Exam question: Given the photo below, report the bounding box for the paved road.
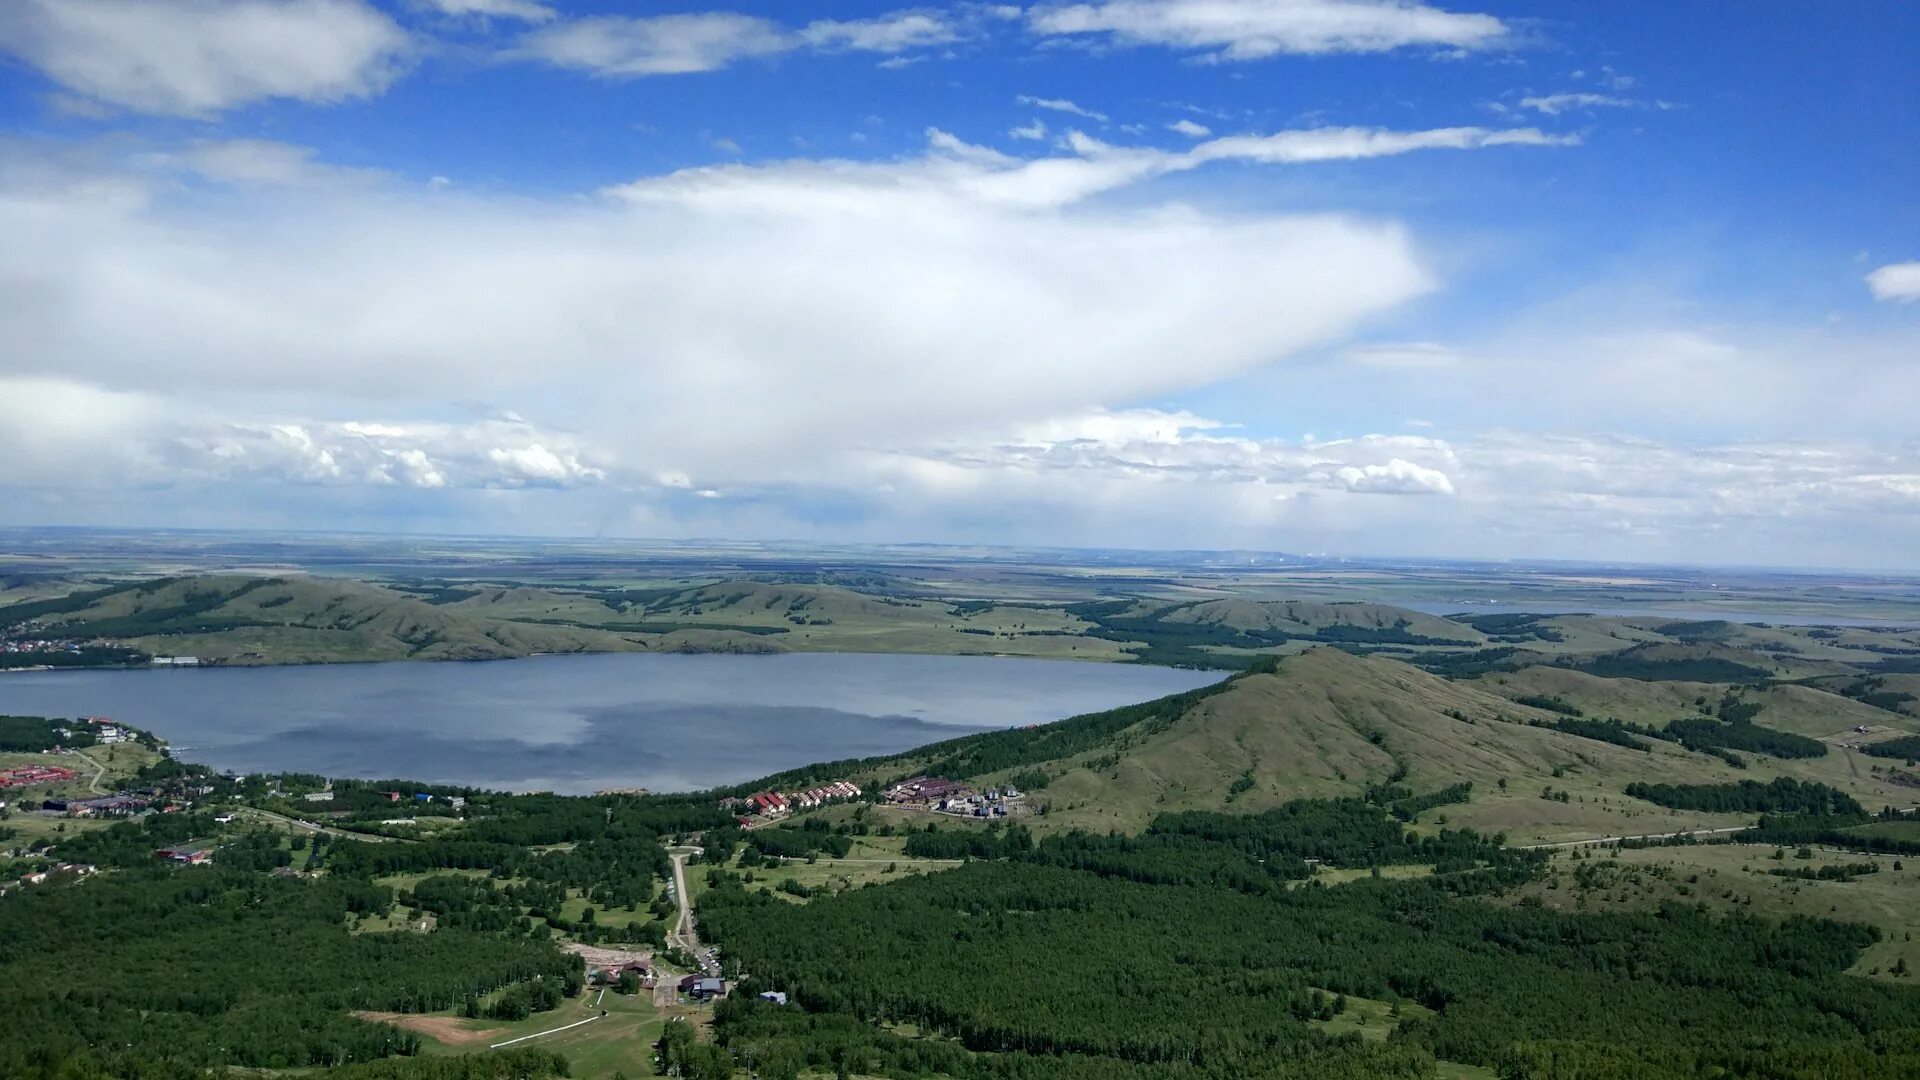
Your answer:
[666,850,720,976]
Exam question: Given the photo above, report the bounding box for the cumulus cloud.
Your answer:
[801,10,956,52]
[513,7,958,77]
[6,126,1547,501]
[1028,0,1510,60]
[1167,119,1212,138]
[0,0,412,116]
[0,378,602,491]
[1867,261,1920,303]
[1336,459,1454,494]
[1016,95,1109,122]
[1009,119,1049,141]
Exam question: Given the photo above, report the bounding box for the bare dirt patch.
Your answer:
[563,943,654,969]
[353,1011,502,1046]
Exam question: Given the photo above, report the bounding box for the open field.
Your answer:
[1513,842,1920,981]
[358,982,686,1078]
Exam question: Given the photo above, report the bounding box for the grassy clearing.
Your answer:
[1512,842,1920,981]
[0,810,113,846]
[364,984,682,1078]
[1304,863,1434,886]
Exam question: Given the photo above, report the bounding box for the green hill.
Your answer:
[821,649,1920,843]
[0,575,784,664]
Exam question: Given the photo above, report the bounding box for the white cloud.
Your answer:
[1342,341,1463,368]
[0,378,601,491]
[486,444,602,486]
[0,0,411,117]
[1336,458,1453,494]
[1518,92,1639,115]
[1,128,1507,506]
[1167,119,1212,138]
[511,13,791,76]
[514,7,958,78]
[149,139,386,188]
[1867,261,1920,303]
[609,124,1565,215]
[422,0,554,22]
[1009,119,1049,141]
[801,10,956,52]
[1016,95,1108,122]
[1028,0,1510,60]
[1188,125,1576,165]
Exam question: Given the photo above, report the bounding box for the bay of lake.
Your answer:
[0,652,1221,794]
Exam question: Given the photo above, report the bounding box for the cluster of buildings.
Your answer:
[588,956,657,990]
[885,776,1023,818]
[1,862,97,896]
[78,718,132,744]
[727,780,862,823]
[1,634,100,658]
[0,764,77,789]
[44,795,155,817]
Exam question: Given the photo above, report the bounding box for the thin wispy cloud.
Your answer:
[1016,95,1108,122]
[512,8,957,78]
[1027,0,1510,60]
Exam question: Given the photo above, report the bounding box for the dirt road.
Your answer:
[68,750,109,794]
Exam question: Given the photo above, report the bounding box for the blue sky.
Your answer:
[1,0,1917,567]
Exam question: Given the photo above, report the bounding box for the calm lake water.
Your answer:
[0,653,1220,794]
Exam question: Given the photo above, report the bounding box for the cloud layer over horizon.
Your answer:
[0,0,1916,568]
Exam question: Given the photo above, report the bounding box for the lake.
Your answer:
[0,653,1221,794]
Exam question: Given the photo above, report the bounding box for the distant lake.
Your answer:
[0,654,1220,794]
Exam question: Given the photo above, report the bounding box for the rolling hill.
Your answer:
[0,575,785,664]
[808,648,1920,843]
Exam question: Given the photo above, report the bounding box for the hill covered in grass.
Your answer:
[780,648,1920,843]
[0,575,783,665]
[8,569,1920,678]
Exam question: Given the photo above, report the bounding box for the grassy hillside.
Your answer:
[803,649,1920,843]
[1159,598,1486,643]
[0,575,708,664]
[8,569,1918,674]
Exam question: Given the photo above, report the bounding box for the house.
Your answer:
[680,976,726,1002]
[214,813,238,824]
[302,791,334,802]
[448,796,466,809]
[154,843,215,864]
[758,991,789,1005]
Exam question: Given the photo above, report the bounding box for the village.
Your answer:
[883,775,1026,819]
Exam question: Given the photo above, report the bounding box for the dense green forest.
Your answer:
[1623,778,1864,814]
[0,867,576,1075]
[1862,735,1920,761]
[700,843,1920,1078]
